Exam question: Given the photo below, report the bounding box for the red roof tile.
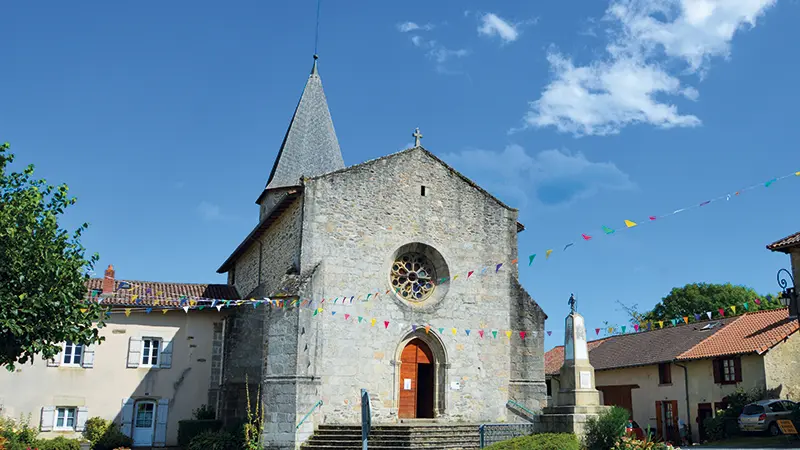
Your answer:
[767,231,800,252]
[678,308,799,360]
[85,278,240,307]
[545,339,608,375]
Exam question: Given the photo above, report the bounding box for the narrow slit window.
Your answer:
[420,186,426,196]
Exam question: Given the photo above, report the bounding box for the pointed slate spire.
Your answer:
[265,55,344,190]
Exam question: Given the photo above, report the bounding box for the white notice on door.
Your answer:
[404,378,412,390]
[580,371,591,389]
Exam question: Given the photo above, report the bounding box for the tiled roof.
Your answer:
[766,231,800,252]
[678,308,799,360]
[544,309,798,374]
[544,317,736,375]
[545,339,607,375]
[85,278,240,307]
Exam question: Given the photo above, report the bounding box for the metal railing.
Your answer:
[296,400,323,430]
[478,400,539,448]
[506,399,537,420]
[478,423,537,448]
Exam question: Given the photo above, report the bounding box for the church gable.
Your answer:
[307,146,516,214]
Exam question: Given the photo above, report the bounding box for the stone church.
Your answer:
[216,56,547,449]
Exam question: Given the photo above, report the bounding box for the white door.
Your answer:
[133,401,156,447]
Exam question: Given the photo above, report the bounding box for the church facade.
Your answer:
[217,57,547,449]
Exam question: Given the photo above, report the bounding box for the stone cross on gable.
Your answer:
[413,128,423,147]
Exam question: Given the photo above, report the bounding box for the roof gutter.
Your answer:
[674,361,692,445]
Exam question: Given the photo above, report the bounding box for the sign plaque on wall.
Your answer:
[579,371,592,389]
[404,379,412,390]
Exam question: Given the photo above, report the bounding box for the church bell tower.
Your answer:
[255,55,345,220]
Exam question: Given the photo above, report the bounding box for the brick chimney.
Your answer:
[102,265,115,294]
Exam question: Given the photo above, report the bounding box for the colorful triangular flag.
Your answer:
[624,220,637,228]
[602,226,615,235]
[528,254,536,265]
[545,249,553,259]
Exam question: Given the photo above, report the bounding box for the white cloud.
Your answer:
[478,13,520,43]
[197,201,222,221]
[405,35,470,73]
[442,145,634,207]
[397,21,434,33]
[524,0,776,136]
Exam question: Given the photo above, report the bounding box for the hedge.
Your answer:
[177,420,222,448]
[484,433,580,450]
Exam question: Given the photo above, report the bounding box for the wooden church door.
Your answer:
[399,339,435,419]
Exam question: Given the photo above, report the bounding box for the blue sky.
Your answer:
[3,1,800,350]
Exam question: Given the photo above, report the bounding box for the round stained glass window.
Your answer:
[390,253,436,302]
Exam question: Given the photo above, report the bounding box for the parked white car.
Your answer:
[738,399,796,435]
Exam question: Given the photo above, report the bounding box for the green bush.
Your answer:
[0,414,39,450]
[92,422,132,450]
[584,406,630,450]
[177,420,222,448]
[192,405,216,420]
[36,437,83,450]
[703,412,726,442]
[83,417,109,445]
[188,431,242,450]
[484,432,580,450]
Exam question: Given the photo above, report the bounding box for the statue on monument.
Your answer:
[568,293,577,313]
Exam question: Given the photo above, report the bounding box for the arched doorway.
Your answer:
[399,338,435,418]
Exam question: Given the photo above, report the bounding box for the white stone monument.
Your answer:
[540,294,609,436]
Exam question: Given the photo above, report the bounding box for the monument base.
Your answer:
[538,405,611,438]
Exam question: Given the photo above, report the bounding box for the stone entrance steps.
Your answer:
[300,424,481,450]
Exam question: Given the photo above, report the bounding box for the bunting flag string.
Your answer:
[98,289,784,343]
[93,169,800,310]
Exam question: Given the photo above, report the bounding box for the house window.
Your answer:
[658,363,672,384]
[62,342,83,366]
[141,338,161,366]
[713,357,741,384]
[546,379,552,396]
[55,407,77,430]
[722,358,737,382]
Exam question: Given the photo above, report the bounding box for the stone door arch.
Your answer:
[394,330,448,419]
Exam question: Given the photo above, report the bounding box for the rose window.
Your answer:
[391,253,436,301]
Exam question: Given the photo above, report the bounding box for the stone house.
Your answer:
[214,56,548,449]
[544,308,800,444]
[0,265,239,447]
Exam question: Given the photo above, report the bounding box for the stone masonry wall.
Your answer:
[764,332,800,400]
[222,198,303,425]
[296,148,546,427]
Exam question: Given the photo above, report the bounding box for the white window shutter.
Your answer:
[160,340,173,369]
[82,344,95,369]
[40,406,56,431]
[75,407,89,431]
[153,398,169,447]
[120,398,135,437]
[127,337,142,368]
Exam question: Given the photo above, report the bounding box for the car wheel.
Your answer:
[769,422,781,436]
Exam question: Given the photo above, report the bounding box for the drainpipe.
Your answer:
[674,362,692,444]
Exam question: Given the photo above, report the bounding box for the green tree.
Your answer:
[644,282,781,322]
[0,141,105,370]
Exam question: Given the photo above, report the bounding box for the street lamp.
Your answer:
[777,268,798,320]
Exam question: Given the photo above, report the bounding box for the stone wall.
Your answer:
[764,331,800,400]
[292,148,547,430]
[232,198,303,299]
[221,197,304,425]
